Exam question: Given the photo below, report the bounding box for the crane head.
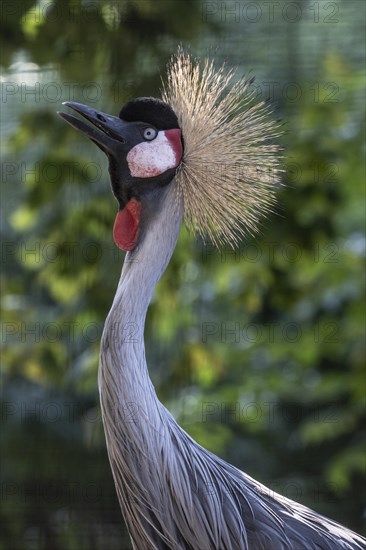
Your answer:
[59,50,282,251]
[58,98,183,251]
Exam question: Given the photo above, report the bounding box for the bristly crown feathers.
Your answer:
[162,49,283,247]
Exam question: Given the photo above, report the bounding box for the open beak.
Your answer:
[58,102,129,153]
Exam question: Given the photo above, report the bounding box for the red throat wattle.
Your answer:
[113,198,141,251]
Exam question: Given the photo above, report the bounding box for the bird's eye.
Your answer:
[143,127,157,141]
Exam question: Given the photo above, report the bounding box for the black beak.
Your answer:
[58,102,130,154]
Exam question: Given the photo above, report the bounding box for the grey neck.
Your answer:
[98,180,184,548]
[99,179,183,436]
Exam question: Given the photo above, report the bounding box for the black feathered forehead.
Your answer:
[119,97,180,131]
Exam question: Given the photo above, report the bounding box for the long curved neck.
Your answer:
[100,180,183,411]
[98,181,184,546]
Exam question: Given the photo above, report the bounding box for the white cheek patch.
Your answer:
[127,131,178,178]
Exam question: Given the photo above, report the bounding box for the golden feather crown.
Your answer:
[162,49,283,247]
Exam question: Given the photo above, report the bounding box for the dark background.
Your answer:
[1,1,365,548]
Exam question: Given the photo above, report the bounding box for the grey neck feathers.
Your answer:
[98,180,186,547]
[100,179,183,421]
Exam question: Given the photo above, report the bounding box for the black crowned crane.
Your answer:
[59,51,366,550]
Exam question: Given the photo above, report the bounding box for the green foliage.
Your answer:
[1,1,365,548]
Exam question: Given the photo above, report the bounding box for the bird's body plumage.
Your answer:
[59,50,366,550]
[99,184,365,550]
